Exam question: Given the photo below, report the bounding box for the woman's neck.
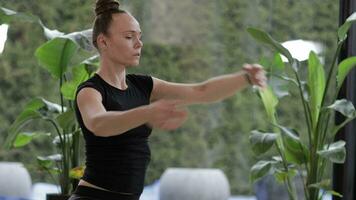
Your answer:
[96,58,128,90]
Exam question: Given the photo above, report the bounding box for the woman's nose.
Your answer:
[135,39,143,48]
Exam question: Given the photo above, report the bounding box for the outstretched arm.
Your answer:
[150,64,266,105]
[76,88,187,137]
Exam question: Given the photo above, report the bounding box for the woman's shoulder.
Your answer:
[76,73,105,96]
[127,73,152,83]
[127,73,153,96]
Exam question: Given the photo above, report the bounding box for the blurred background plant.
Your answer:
[1,6,98,195]
[247,12,356,200]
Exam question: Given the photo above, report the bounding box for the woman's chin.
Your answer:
[130,61,140,66]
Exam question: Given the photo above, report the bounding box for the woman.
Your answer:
[70,0,267,199]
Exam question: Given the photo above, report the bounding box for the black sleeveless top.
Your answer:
[74,73,153,195]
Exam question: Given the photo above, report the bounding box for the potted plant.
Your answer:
[1,7,97,199]
[247,12,356,200]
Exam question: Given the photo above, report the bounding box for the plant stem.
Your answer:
[293,69,313,149]
[275,141,297,200]
[298,166,310,200]
[46,118,68,193]
[60,76,64,113]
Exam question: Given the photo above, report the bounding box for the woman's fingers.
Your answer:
[148,100,189,130]
[243,63,267,88]
[159,109,188,130]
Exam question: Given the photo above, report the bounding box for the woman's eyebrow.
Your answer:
[121,30,142,35]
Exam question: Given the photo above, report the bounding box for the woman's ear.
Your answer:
[97,33,107,50]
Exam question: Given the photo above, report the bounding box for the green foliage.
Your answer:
[249,130,277,155]
[1,5,96,194]
[35,38,78,79]
[259,86,279,122]
[307,52,325,128]
[328,99,356,119]
[247,11,356,200]
[0,7,38,24]
[317,141,346,164]
[247,28,294,65]
[338,12,356,42]
[250,160,273,183]
[278,125,308,165]
[337,57,356,91]
[14,132,50,148]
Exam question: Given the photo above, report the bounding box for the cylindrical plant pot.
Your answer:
[0,162,32,198]
[160,168,230,200]
[46,194,70,200]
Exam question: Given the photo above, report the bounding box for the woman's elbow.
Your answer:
[85,119,110,137]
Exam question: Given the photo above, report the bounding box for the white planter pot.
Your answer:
[0,162,32,198]
[159,168,230,200]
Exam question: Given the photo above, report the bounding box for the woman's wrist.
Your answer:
[242,71,253,85]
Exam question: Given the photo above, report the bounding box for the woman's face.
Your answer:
[102,13,143,67]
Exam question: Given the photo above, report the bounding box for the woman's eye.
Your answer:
[126,36,133,39]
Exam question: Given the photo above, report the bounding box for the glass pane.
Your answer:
[125,0,340,198]
[0,0,341,199]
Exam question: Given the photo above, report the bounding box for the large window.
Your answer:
[1,0,348,198]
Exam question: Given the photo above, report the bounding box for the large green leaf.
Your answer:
[259,86,279,123]
[307,51,325,128]
[82,55,100,75]
[274,168,297,184]
[37,156,54,169]
[56,110,76,131]
[40,154,63,161]
[318,140,346,164]
[52,134,73,147]
[250,160,273,183]
[13,132,50,148]
[308,179,331,190]
[61,64,90,100]
[35,37,78,79]
[0,7,38,24]
[328,99,356,118]
[37,154,62,172]
[249,130,278,155]
[247,28,294,65]
[63,29,94,52]
[325,190,343,198]
[260,54,289,99]
[301,81,310,102]
[260,53,285,74]
[83,55,100,65]
[338,12,356,42]
[38,20,64,40]
[337,56,356,91]
[3,98,64,149]
[278,125,308,164]
[41,98,63,114]
[0,24,8,54]
[3,98,46,149]
[308,179,342,198]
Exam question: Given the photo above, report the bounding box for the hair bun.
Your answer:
[95,0,120,16]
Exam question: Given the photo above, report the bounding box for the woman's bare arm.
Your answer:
[77,87,186,137]
[150,64,266,105]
